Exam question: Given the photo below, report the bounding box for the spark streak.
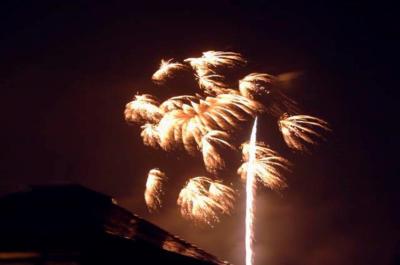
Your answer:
[245,118,258,265]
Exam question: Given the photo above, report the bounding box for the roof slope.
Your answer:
[0,185,230,265]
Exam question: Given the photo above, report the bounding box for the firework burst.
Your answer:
[152,59,185,83]
[278,114,330,151]
[124,49,330,265]
[185,50,245,70]
[239,73,273,99]
[140,123,160,148]
[157,94,264,153]
[238,142,289,190]
[201,130,235,173]
[145,168,167,211]
[159,95,199,113]
[201,51,246,68]
[124,50,329,229]
[196,73,227,94]
[125,94,162,124]
[177,177,235,225]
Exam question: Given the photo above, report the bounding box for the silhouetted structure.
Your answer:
[0,185,230,265]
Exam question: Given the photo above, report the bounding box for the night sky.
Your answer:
[1,1,398,265]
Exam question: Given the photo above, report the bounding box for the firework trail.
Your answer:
[145,168,167,211]
[245,118,258,265]
[238,142,289,189]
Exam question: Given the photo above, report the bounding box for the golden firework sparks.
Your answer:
[124,94,163,124]
[124,50,330,240]
[238,141,289,190]
[157,94,263,153]
[239,73,273,99]
[184,56,207,72]
[140,123,160,148]
[145,168,167,211]
[185,51,245,93]
[185,50,245,70]
[201,51,246,68]
[159,95,199,113]
[196,73,227,94]
[278,114,330,151]
[177,177,235,225]
[152,59,185,83]
[208,181,235,214]
[201,130,235,173]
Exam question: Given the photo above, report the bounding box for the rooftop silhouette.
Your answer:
[0,185,230,265]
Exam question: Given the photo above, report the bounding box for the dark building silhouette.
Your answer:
[0,185,230,265]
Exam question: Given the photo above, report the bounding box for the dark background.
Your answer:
[0,1,398,265]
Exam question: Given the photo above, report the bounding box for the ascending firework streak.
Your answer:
[245,118,258,265]
[124,50,330,226]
